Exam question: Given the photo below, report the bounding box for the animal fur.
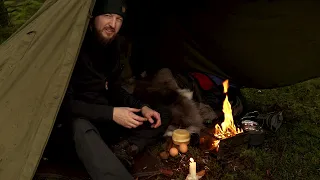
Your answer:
[128,68,207,135]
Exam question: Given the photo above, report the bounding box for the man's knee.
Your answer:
[72,118,99,140]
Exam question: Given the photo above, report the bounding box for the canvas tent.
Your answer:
[126,0,320,88]
[0,0,319,179]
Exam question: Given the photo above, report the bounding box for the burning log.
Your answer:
[200,80,244,151]
[198,79,283,162]
[199,130,249,160]
[215,132,249,160]
[198,79,250,161]
[214,80,243,140]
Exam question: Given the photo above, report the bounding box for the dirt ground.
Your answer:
[131,144,213,180]
[34,123,251,180]
[130,131,249,180]
[34,132,221,180]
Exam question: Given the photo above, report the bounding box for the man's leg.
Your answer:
[72,118,134,180]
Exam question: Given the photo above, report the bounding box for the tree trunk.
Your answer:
[0,0,9,27]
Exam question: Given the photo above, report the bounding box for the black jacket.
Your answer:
[62,32,146,123]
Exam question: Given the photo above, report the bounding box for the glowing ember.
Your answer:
[210,139,220,151]
[211,79,243,151]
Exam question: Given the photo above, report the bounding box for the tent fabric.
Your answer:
[182,0,320,88]
[0,0,94,179]
[127,0,320,88]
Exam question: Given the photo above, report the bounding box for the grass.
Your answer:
[1,0,45,43]
[239,80,320,180]
[1,1,320,180]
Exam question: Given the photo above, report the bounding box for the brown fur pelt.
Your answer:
[127,68,208,135]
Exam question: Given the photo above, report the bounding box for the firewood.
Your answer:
[133,169,173,178]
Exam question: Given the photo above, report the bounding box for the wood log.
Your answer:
[216,132,249,160]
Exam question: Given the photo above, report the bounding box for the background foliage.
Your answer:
[0,0,45,43]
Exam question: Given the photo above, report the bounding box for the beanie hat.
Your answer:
[92,0,127,18]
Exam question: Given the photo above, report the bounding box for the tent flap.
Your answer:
[0,0,94,179]
[128,0,320,88]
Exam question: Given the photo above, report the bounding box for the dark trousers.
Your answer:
[71,107,171,180]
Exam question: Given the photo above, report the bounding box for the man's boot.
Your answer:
[111,140,139,170]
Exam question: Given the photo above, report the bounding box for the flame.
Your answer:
[210,139,220,152]
[210,79,243,150]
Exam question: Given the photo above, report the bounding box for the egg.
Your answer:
[179,143,188,153]
[169,147,179,157]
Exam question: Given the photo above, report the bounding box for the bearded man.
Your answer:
[62,0,172,179]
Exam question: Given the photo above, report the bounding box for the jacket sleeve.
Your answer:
[108,84,149,109]
[63,84,114,122]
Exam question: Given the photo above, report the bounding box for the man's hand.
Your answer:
[141,106,161,128]
[113,107,147,129]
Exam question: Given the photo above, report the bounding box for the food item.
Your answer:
[159,151,169,159]
[169,147,179,157]
[172,129,190,145]
[179,143,188,153]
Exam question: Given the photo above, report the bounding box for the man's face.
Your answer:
[92,13,123,45]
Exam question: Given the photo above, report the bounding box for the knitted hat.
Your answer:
[92,0,127,18]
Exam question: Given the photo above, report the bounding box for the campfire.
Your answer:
[209,80,243,151]
[135,79,282,179]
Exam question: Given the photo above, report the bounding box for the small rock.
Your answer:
[202,159,208,164]
[160,151,169,160]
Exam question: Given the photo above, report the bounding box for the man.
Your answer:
[62,0,171,179]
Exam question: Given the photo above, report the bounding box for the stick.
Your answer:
[133,171,159,177]
[133,169,173,178]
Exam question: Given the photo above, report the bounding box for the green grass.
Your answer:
[1,1,320,180]
[1,0,45,44]
[239,79,320,180]
[5,0,44,26]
